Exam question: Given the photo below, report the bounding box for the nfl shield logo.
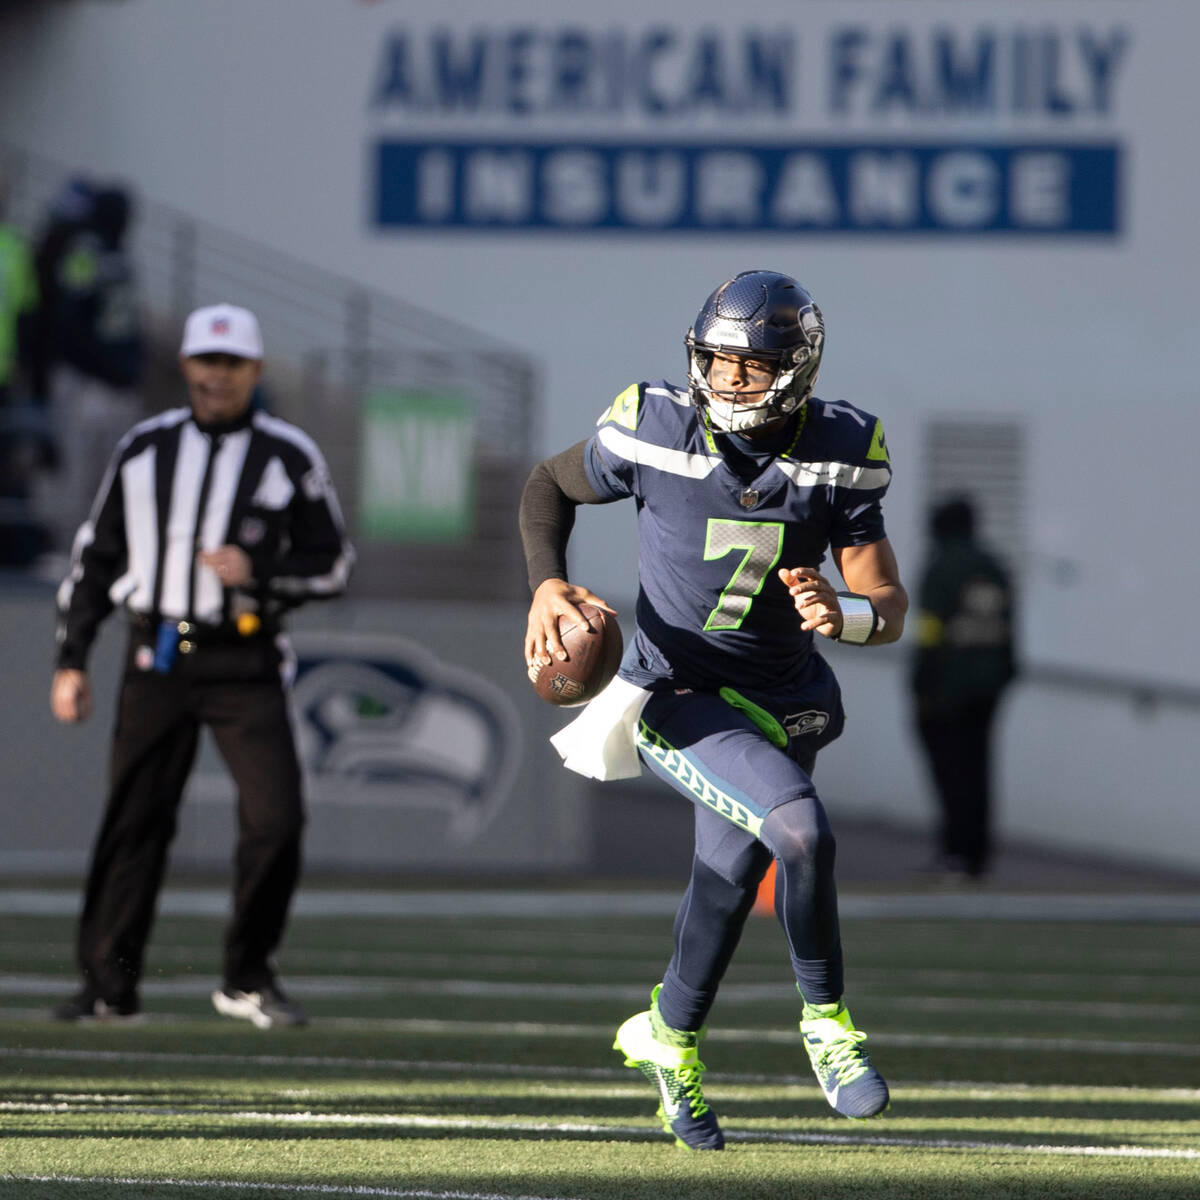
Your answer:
[238,516,267,546]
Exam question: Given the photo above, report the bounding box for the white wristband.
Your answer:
[835,593,879,644]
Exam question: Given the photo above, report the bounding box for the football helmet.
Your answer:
[685,270,824,434]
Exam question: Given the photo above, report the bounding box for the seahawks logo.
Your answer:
[784,709,830,738]
[285,633,521,838]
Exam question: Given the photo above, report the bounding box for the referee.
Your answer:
[50,303,354,1027]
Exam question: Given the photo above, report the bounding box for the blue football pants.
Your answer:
[636,688,845,1030]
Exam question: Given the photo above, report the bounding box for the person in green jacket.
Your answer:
[0,179,39,402]
[0,180,43,565]
[910,497,1016,880]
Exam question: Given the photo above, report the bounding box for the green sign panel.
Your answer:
[359,390,475,540]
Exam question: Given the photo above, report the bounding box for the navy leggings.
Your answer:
[636,688,845,1031]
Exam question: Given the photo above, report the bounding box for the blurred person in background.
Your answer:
[0,171,46,566]
[910,496,1016,881]
[46,183,145,552]
[29,175,95,402]
[50,303,354,1028]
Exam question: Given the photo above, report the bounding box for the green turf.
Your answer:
[1,899,1198,1199]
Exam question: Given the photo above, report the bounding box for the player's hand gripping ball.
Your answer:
[529,603,623,707]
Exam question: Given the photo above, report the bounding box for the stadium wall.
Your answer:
[0,593,590,877]
[0,0,1197,877]
[3,591,1197,877]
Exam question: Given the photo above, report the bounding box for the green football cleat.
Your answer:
[800,1001,890,1118]
[613,985,724,1150]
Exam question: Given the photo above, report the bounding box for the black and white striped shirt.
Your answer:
[56,404,354,670]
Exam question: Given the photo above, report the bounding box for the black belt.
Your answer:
[128,612,271,645]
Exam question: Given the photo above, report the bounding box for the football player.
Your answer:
[520,270,906,1149]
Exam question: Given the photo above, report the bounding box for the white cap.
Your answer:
[180,303,263,360]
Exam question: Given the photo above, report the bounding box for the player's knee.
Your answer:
[760,796,835,870]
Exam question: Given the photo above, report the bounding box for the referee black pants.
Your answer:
[76,639,304,1002]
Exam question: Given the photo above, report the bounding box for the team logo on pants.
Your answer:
[784,709,829,738]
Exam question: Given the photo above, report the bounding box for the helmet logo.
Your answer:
[705,319,750,348]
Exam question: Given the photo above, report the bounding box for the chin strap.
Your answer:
[700,386,799,434]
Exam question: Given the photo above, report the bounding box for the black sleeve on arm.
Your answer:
[55,464,126,670]
[518,440,607,593]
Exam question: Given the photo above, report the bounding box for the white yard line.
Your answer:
[3,888,1200,921]
[3,1112,1196,1162]
[3,979,1197,1049]
[288,1017,1200,1058]
[9,1082,1200,1103]
[3,973,1197,1015]
[0,1045,627,1078]
[6,965,1197,1001]
[4,1030,1200,1084]
[0,1177,580,1200]
[223,1112,1200,1158]
[3,980,1199,1057]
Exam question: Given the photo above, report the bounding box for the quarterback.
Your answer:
[520,270,907,1149]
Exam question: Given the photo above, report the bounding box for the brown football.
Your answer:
[529,603,623,707]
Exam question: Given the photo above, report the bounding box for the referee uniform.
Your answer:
[52,303,354,1025]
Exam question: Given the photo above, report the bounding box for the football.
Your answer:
[529,603,623,707]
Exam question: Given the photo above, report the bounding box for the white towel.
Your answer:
[548,674,652,780]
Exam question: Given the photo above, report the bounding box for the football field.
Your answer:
[1,884,1198,1199]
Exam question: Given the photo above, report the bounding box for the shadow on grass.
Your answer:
[4,1161,1200,1200]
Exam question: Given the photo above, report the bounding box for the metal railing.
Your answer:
[2,142,536,452]
[0,142,538,597]
[863,639,1200,719]
[1021,663,1200,715]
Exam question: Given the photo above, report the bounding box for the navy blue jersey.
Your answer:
[584,380,891,693]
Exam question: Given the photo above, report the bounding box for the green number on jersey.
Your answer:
[702,519,784,631]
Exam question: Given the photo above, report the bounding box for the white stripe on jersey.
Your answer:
[644,384,691,407]
[597,424,720,479]
[160,423,210,619]
[195,429,252,617]
[271,556,354,597]
[774,459,892,491]
[117,444,159,612]
[252,409,323,459]
[56,520,94,617]
[55,411,189,624]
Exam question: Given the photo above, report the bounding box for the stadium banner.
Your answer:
[358,389,475,541]
[369,20,1128,238]
[376,141,1119,235]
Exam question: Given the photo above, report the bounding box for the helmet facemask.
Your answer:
[688,341,820,434]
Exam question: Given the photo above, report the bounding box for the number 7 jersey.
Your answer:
[583,380,892,694]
